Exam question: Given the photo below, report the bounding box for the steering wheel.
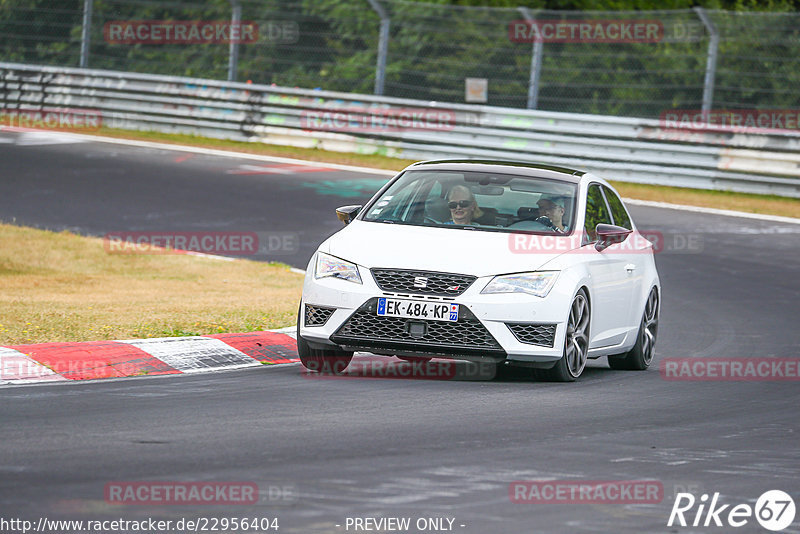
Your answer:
[533,215,557,231]
[507,216,556,231]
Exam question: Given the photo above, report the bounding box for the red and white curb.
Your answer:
[0,331,298,386]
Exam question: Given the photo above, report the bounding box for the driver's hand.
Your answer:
[535,215,555,229]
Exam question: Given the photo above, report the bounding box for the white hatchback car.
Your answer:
[297,161,660,381]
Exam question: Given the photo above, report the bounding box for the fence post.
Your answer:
[694,7,718,117]
[227,0,242,82]
[518,7,543,110]
[80,0,93,68]
[367,0,390,96]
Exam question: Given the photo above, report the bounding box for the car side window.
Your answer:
[603,186,632,230]
[584,184,612,242]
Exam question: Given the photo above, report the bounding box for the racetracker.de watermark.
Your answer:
[508,230,703,255]
[509,20,664,43]
[1,358,63,380]
[103,20,265,45]
[104,231,257,255]
[103,231,299,256]
[661,358,800,381]
[105,482,258,505]
[660,109,800,133]
[509,480,663,504]
[301,107,456,133]
[0,108,102,131]
[303,357,497,381]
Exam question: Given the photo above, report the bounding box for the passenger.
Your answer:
[447,185,483,225]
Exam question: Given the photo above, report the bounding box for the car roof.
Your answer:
[407,160,586,184]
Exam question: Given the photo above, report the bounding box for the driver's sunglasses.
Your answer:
[448,200,473,209]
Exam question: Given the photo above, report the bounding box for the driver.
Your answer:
[447,185,483,225]
[536,195,568,232]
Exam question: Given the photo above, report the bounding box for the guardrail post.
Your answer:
[367,0,390,96]
[518,7,543,110]
[227,0,242,82]
[694,7,718,117]
[80,0,93,68]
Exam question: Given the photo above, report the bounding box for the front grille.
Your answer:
[506,323,557,347]
[304,304,335,327]
[371,269,476,296]
[331,298,504,357]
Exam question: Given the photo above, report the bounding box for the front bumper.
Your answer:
[299,264,570,365]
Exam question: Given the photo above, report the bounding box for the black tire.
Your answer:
[296,304,353,374]
[534,289,590,382]
[608,287,659,371]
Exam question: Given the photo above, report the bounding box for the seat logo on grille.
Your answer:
[413,276,428,288]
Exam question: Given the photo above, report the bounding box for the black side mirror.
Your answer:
[336,205,362,225]
[595,223,632,252]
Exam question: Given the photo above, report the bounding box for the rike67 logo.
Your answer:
[668,490,796,531]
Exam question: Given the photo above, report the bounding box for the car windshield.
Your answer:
[361,170,578,234]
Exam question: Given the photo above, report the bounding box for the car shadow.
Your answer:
[301,354,623,383]
[493,360,615,383]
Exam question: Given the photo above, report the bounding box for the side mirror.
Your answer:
[595,223,632,252]
[336,205,362,225]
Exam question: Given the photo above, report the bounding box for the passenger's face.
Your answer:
[448,193,475,224]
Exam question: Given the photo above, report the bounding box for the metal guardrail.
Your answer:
[1,62,799,198]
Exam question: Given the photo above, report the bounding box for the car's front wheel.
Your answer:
[608,287,659,371]
[534,289,590,382]
[296,304,353,374]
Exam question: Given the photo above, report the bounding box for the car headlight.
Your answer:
[314,252,362,284]
[481,271,559,298]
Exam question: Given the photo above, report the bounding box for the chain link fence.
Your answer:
[1,0,799,119]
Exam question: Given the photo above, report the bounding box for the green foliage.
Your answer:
[1,0,798,117]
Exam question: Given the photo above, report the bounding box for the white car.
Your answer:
[297,160,660,381]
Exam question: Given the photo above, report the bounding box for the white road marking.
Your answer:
[46,131,397,176]
[624,198,800,224]
[14,131,88,146]
[118,336,260,373]
[0,347,68,384]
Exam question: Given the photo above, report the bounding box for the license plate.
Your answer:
[377,298,459,322]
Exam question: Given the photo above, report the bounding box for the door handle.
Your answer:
[625,263,636,273]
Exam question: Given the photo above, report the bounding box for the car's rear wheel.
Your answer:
[608,287,659,371]
[296,304,353,374]
[534,289,590,382]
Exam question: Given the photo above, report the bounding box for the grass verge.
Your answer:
[0,222,303,345]
[86,127,800,219]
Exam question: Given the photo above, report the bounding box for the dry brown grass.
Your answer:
[0,223,303,345]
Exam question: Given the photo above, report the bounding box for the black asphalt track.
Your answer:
[1,131,798,533]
